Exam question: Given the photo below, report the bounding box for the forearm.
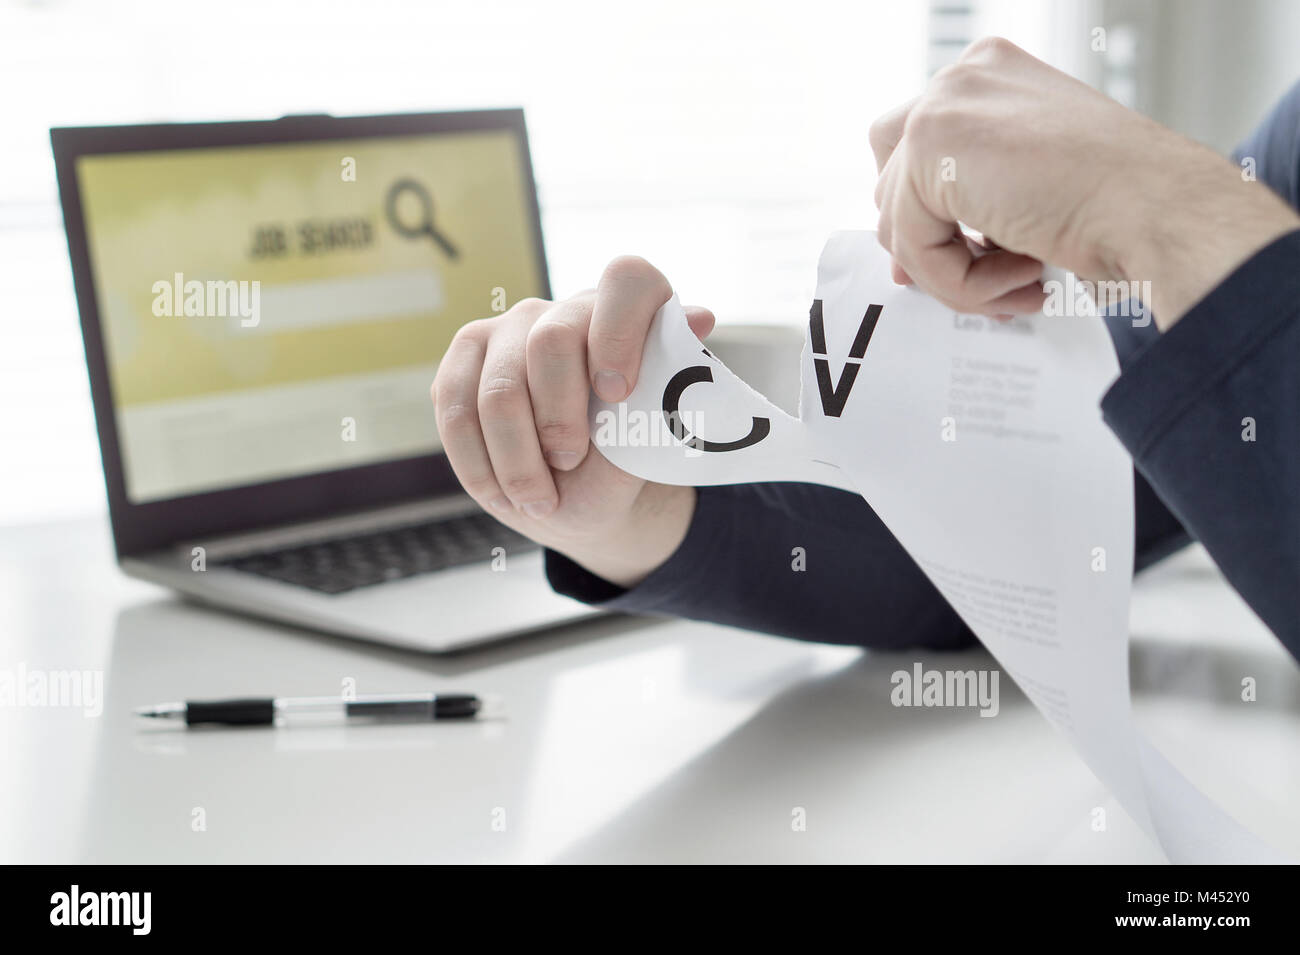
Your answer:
[1106,135,1300,329]
[547,482,978,650]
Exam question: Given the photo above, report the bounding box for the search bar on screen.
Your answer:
[248,270,444,333]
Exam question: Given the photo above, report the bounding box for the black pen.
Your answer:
[133,692,493,727]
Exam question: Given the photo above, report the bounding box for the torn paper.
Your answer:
[590,231,1285,864]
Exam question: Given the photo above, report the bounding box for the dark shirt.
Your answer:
[546,85,1300,661]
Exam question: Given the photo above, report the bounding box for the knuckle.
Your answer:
[904,100,967,154]
[590,336,639,372]
[876,217,893,251]
[592,320,641,352]
[590,321,644,363]
[499,473,546,498]
[929,59,984,100]
[526,317,582,361]
[510,297,551,321]
[601,254,670,297]
[963,35,1015,62]
[873,174,889,211]
[435,399,478,435]
[928,60,964,92]
[903,102,941,144]
[431,363,474,414]
[537,420,581,446]
[868,116,889,152]
[448,319,490,351]
[430,367,451,401]
[461,474,502,502]
[477,377,528,416]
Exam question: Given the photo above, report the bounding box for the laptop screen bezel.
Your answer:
[51,109,551,558]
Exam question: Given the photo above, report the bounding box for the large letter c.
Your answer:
[662,365,771,452]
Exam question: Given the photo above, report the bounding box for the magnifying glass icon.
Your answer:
[385,178,459,260]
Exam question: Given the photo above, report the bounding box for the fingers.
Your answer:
[983,281,1051,316]
[902,239,1045,315]
[683,305,716,340]
[587,255,673,402]
[868,96,919,174]
[872,92,1045,314]
[526,296,595,472]
[434,264,705,524]
[477,314,558,519]
[432,321,512,516]
[525,296,710,474]
[878,150,1045,315]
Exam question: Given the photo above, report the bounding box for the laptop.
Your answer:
[52,109,598,652]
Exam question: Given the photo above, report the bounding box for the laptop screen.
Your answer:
[74,128,546,504]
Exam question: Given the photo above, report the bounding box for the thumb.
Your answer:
[683,305,716,340]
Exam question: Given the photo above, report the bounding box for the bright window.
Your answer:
[1,0,1071,524]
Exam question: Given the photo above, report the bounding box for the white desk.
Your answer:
[2,517,1297,863]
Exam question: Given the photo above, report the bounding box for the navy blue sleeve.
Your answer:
[545,482,978,650]
[1100,228,1300,654]
[1232,80,1300,207]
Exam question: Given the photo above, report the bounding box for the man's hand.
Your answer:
[431,257,714,588]
[870,36,1299,329]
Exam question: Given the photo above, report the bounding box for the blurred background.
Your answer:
[2,0,1297,525]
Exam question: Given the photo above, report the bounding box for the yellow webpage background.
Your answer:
[77,129,545,409]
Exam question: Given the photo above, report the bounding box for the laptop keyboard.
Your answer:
[217,511,538,595]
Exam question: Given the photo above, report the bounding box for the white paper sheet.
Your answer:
[590,231,1285,863]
